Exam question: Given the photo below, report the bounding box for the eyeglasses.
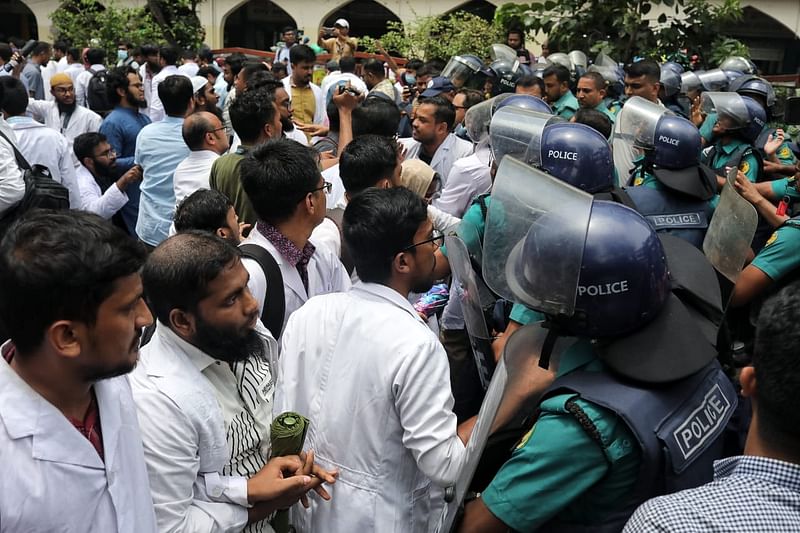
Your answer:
[53,86,75,94]
[400,230,444,252]
[309,181,332,194]
[95,148,116,158]
[206,126,226,135]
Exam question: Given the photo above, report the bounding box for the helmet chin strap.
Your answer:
[539,317,567,369]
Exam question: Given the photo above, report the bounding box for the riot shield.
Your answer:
[697,68,730,91]
[482,156,593,316]
[701,92,750,130]
[463,94,513,145]
[434,323,573,533]
[680,71,702,95]
[489,106,563,166]
[594,51,618,68]
[568,50,588,71]
[612,96,671,184]
[445,234,496,390]
[702,167,758,283]
[719,56,757,75]
[546,52,572,71]
[490,43,518,62]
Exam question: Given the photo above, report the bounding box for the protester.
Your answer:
[507,27,532,64]
[64,47,84,83]
[138,44,161,118]
[0,210,157,532]
[149,45,181,122]
[173,111,229,204]
[317,19,357,61]
[189,74,219,115]
[275,27,298,75]
[320,56,366,104]
[363,58,397,104]
[75,47,106,109]
[20,41,50,100]
[282,45,325,132]
[173,188,244,244]
[0,82,25,216]
[177,48,199,77]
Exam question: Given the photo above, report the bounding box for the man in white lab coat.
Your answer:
[75,47,107,109]
[149,45,182,122]
[1,77,81,207]
[173,110,229,205]
[0,210,158,532]
[239,139,351,337]
[131,232,337,533]
[274,187,471,532]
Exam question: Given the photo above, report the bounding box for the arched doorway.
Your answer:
[447,0,496,21]
[322,0,402,40]
[727,6,800,74]
[223,0,297,50]
[0,0,38,41]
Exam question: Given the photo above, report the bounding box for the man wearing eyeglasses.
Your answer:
[173,111,230,204]
[274,186,472,532]
[25,72,103,150]
[239,138,351,338]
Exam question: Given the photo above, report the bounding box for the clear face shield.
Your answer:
[489,106,564,166]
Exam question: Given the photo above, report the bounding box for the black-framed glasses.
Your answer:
[206,126,226,135]
[400,230,444,252]
[309,181,333,194]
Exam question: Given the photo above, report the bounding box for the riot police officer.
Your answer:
[542,64,579,119]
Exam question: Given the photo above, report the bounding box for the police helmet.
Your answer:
[719,56,757,75]
[538,123,615,193]
[741,95,767,143]
[546,52,572,72]
[486,59,522,95]
[728,75,776,112]
[649,115,702,169]
[662,61,684,75]
[660,67,682,98]
[442,54,487,90]
[512,201,670,338]
[494,94,552,114]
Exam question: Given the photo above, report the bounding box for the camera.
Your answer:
[3,39,37,73]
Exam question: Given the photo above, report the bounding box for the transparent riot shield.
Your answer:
[680,71,702,95]
[612,96,671,184]
[719,56,757,75]
[594,51,618,68]
[697,68,731,91]
[445,234,496,390]
[490,43,518,62]
[568,50,588,71]
[703,167,758,283]
[701,92,750,130]
[434,323,574,533]
[464,94,513,145]
[489,106,563,166]
[443,56,481,89]
[546,52,572,71]
[482,156,593,316]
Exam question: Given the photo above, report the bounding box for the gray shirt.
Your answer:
[21,62,44,100]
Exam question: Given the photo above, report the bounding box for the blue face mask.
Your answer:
[117,49,128,61]
[403,72,416,86]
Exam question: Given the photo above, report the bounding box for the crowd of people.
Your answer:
[0,22,799,533]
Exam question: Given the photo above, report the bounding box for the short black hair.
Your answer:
[417,95,456,129]
[197,66,218,80]
[143,232,240,325]
[753,280,800,459]
[230,87,277,144]
[0,77,28,116]
[182,112,213,150]
[282,26,296,35]
[174,189,233,234]
[140,44,159,57]
[624,60,660,83]
[543,64,571,84]
[456,88,484,109]
[507,27,525,43]
[573,108,613,139]
[289,44,316,66]
[0,210,147,354]
[106,66,137,105]
[73,132,107,163]
[158,74,193,117]
[240,61,269,84]
[225,52,247,76]
[271,62,287,77]
[54,40,69,53]
[245,71,280,93]
[67,47,81,61]
[340,135,398,195]
[31,41,51,57]
[198,45,214,63]
[0,43,13,63]
[85,47,105,65]
[159,45,180,66]
[240,138,321,224]
[580,71,607,90]
[423,58,445,76]
[406,59,423,72]
[343,187,428,284]
[352,97,401,137]
[516,74,544,93]
[339,56,356,73]
[362,58,385,77]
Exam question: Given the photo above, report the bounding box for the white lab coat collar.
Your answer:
[351,282,427,325]
[250,226,309,301]
[141,322,218,376]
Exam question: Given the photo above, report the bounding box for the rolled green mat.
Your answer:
[270,412,310,533]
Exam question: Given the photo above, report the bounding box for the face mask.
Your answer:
[403,73,416,86]
[117,49,128,61]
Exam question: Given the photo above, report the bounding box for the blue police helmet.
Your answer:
[662,61,684,75]
[494,93,552,114]
[487,59,522,95]
[650,115,702,169]
[512,201,670,338]
[538,122,614,193]
[459,54,484,71]
[729,75,776,110]
[741,95,767,143]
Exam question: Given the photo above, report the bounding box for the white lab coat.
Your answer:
[27,98,103,142]
[274,282,466,533]
[241,227,351,336]
[75,63,106,108]
[76,164,128,218]
[172,149,220,204]
[399,134,474,187]
[0,346,158,533]
[8,118,81,208]
[432,142,492,218]
[281,76,326,125]
[149,65,180,122]
[0,118,24,215]
[319,72,368,104]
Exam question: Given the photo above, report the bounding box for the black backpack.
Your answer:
[86,68,112,115]
[239,244,286,340]
[0,130,70,237]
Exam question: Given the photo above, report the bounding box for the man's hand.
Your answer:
[332,84,362,112]
[247,452,338,510]
[764,129,785,157]
[690,95,704,127]
[295,121,329,138]
[734,169,761,205]
[294,450,338,508]
[115,164,142,191]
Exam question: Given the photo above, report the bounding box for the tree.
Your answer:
[51,0,204,59]
[360,11,504,61]
[495,0,748,67]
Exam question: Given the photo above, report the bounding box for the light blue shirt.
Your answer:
[135,115,189,246]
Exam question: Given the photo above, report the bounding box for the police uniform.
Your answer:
[770,176,800,201]
[750,218,800,282]
[593,102,616,124]
[603,97,622,117]
[700,114,795,167]
[552,91,579,120]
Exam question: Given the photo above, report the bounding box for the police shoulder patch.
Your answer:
[766,231,778,247]
[779,146,791,159]
[633,176,644,186]
[516,426,535,450]
[739,160,750,175]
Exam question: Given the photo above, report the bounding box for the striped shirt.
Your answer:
[624,455,800,532]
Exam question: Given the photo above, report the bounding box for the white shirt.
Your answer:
[27,99,103,141]
[76,164,129,218]
[7,117,81,208]
[432,142,492,217]
[241,226,351,336]
[41,59,59,102]
[274,282,466,533]
[0,118,25,215]
[75,63,106,108]
[139,63,155,118]
[64,62,84,84]
[322,163,345,208]
[56,56,68,73]
[177,61,199,77]
[0,344,158,533]
[281,76,326,125]
[320,72,368,104]
[149,65,180,122]
[399,134,474,187]
[131,323,278,533]
[173,149,221,204]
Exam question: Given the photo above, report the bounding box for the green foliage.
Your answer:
[51,0,204,60]
[360,11,504,61]
[495,0,748,66]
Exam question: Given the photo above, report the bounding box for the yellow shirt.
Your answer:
[321,37,358,61]
[291,85,316,132]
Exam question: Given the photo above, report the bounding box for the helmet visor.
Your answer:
[490,106,563,165]
[701,92,749,129]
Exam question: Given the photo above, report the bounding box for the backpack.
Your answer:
[0,129,70,237]
[86,68,112,116]
[239,244,286,339]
